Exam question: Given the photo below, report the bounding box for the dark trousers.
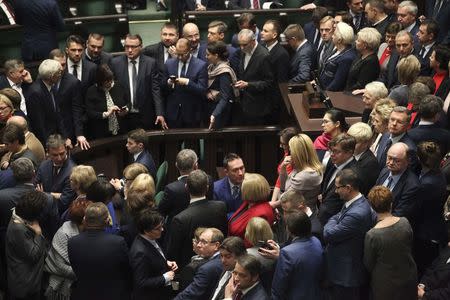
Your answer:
[328,284,363,300]
[414,237,441,278]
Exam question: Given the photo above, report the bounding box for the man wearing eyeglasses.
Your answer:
[110,33,167,130]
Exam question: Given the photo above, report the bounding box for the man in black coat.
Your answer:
[0,59,32,115]
[416,20,438,76]
[83,33,113,66]
[129,209,177,300]
[166,170,227,269]
[365,0,390,37]
[111,34,167,130]
[233,29,274,125]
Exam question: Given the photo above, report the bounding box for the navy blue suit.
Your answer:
[35,157,76,213]
[354,149,380,196]
[379,50,400,89]
[25,79,67,145]
[133,150,157,181]
[111,54,164,129]
[195,41,208,62]
[304,22,319,49]
[174,255,223,300]
[289,41,316,83]
[13,0,64,62]
[66,59,97,97]
[376,132,419,173]
[426,0,450,43]
[408,123,450,157]
[324,196,376,288]
[319,47,356,91]
[241,282,270,300]
[376,167,420,224]
[272,236,324,300]
[129,235,172,300]
[163,56,208,128]
[143,42,168,76]
[213,177,242,217]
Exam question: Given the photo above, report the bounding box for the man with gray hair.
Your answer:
[397,1,419,41]
[233,28,274,125]
[167,169,227,269]
[25,59,68,146]
[0,59,32,115]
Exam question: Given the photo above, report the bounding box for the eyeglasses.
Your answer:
[196,239,217,245]
[124,44,142,49]
[0,106,11,111]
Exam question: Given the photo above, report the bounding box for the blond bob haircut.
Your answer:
[123,163,149,180]
[70,165,97,194]
[334,22,354,46]
[241,173,270,203]
[244,217,273,246]
[348,122,373,143]
[397,55,420,85]
[289,134,322,174]
[357,27,381,51]
[371,98,397,124]
[0,94,14,111]
[129,173,155,198]
[364,81,388,100]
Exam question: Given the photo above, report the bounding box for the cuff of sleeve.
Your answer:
[163,273,170,284]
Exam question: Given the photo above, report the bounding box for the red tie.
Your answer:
[233,290,243,300]
[253,0,260,9]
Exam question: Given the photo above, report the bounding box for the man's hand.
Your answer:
[168,45,177,57]
[1,161,9,170]
[196,3,206,11]
[65,138,73,150]
[76,136,90,150]
[417,284,425,299]
[22,69,33,84]
[176,77,189,86]
[36,183,44,192]
[110,178,122,191]
[167,260,178,271]
[155,116,169,130]
[27,221,42,236]
[51,192,62,200]
[164,270,175,281]
[234,80,248,89]
[258,239,280,259]
[224,273,238,298]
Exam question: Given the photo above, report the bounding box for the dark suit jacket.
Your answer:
[195,41,208,62]
[68,229,131,300]
[13,0,64,62]
[319,47,356,91]
[111,54,164,127]
[134,150,157,181]
[418,45,434,76]
[379,50,400,89]
[206,71,233,129]
[354,149,380,196]
[0,75,31,94]
[323,196,376,287]
[237,44,274,120]
[372,16,390,37]
[408,123,450,156]
[175,255,223,300]
[376,132,419,173]
[35,157,76,213]
[143,42,167,76]
[83,51,113,66]
[228,0,268,9]
[129,235,172,300]
[345,53,380,91]
[25,78,67,144]
[304,22,319,49]
[85,82,129,139]
[426,0,450,43]
[318,159,356,226]
[268,42,290,84]
[272,236,324,300]
[56,72,84,139]
[420,246,450,300]
[376,167,420,223]
[416,170,447,243]
[242,281,270,300]
[213,177,242,216]
[289,41,315,83]
[66,58,96,97]
[166,199,227,268]
[163,56,208,127]
[184,0,225,10]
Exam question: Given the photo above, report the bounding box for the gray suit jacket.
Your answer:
[289,41,316,83]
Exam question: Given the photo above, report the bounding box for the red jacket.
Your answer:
[228,201,275,240]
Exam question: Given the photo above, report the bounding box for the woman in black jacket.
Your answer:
[85,64,129,139]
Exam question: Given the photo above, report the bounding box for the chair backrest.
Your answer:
[154,190,164,206]
[156,160,168,193]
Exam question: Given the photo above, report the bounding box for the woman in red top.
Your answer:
[430,45,450,98]
[377,22,402,74]
[228,173,274,244]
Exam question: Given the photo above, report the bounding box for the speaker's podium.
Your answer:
[279,83,365,134]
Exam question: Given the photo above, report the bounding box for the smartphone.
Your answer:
[169,75,177,81]
[257,240,272,250]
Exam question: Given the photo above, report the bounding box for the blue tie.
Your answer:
[180,63,187,78]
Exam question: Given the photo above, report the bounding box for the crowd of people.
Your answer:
[0,0,449,299]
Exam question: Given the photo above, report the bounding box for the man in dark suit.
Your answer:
[175,228,224,299]
[272,211,324,300]
[13,0,64,62]
[376,106,418,172]
[347,0,367,32]
[35,134,76,213]
[84,33,113,66]
[228,0,267,9]
[166,170,227,269]
[213,153,245,218]
[1,124,39,170]
[375,142,420,223]
[318,134,357,226]
[233,29,274,125]
[50,49,89,150]
[348,122,380,196]
[283,24,315,83]
[126,129,157,180]
[183,23,207,61]
[416,20,438,76]
[324,169,376,300]
[425,0,450,43]
[409,95,450,156]
[65,35,97,97]
[230,13,262,50]
[111,34,167,130]
[163,38,208,128]
[25,59,68,146]
[211,237,247,300]
[303,6,329,53]
[365,0,390,37]
[317,16,336,72]
[397,1,420,42]
[207,20,239,70]
[224,254,270,300]
[143,22,179,76]
[260,19,290,124]
[0,59,32,115]
[129,208,177,300]
[68,202,130,300]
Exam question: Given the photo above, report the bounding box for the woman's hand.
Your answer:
[281,155,291,169]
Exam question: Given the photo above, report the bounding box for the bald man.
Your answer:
[183,23,207,62]
[7,116,45,164]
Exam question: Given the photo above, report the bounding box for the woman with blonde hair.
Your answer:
[369,98,397,154]
[388,55,421,106]
[128,173,155,198]
[279,134,323,210]
[70,165,97,201]
[228,173,274,243]
[245,217,276,273]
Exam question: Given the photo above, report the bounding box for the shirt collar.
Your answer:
[405,21,417,33]
[6,77,19,88]
[418,120,434,125]
[304,206,313,217]
[266,40,278,52]
[133,151,142,161]
[296,39,307,52]
[336,157,354,169]
[373,15,388,26]
[178,174,189,180]
[390,132,406,144]
[228,178,240,190]
[345,193,362,208]
[241,281,260,296]
[128,56,140,64]
[190,196,206,204]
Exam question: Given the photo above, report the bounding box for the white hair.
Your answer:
[38,59,61,81]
